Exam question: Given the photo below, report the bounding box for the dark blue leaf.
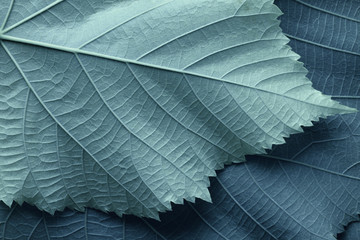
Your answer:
[339,221,360,240]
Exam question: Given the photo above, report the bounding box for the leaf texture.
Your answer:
[1,109,359,240]
[0,0,355,219]
[0,0,359,238]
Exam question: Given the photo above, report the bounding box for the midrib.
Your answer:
[0,34,349,112]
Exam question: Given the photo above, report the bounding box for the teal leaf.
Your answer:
[0,0,359,239]
[0,0,355,219]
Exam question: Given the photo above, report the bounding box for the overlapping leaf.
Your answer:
[0,0,354,219]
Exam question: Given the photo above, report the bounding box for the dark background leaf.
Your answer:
[1,0,359,239]
[339,221,360,240]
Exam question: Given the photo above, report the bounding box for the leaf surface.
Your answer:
[1,107,359,240]
[0,0,354,219]
[0,0,359,238]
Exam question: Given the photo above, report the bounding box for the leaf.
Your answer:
[0,0,354,219]
[339,221,360,240]
[0,0,359,238]
[1,110,359,240]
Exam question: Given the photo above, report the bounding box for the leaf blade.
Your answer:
[0,0,356,218]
